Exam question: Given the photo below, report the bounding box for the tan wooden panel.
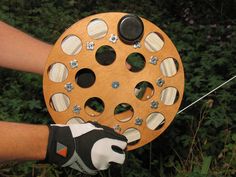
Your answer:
[43,12,185,151]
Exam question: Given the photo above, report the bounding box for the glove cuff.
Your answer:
[46,125,75,166]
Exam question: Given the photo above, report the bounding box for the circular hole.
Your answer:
[85,97,104,117]
[95,45,116,66]
[134,81,154,101]
[160,58,179,77]
[48,63,68,82]
[114,103,134,122]
[87,19,108,39]
[126,53,145,72]
[160,87,179,105]
[75,68,96,88]
[67,117,85,124]
[123,128,141,145]
[144,32,164,52]
[49,93,70,112]
[146,112,165,130]
[61,35,82,55]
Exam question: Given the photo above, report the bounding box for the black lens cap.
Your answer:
[118,14,144,44]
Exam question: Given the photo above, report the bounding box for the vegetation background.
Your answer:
[0,0,235,176]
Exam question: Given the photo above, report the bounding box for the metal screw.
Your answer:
[70,59,78,69]
[133,41,141,49]
[64,82,73,92]
[109,34,118,43]
[150,56,158,65]
[112,81,120,89]
[151,100,159,109]
[156,78,165,87]
[135,117,143,126]
[114,124,121,132]
[73,105,81,114]
[87,41,95,50]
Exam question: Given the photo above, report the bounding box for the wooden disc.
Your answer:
[43,12,185,151]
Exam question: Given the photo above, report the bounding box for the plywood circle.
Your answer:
[43,12,185,151]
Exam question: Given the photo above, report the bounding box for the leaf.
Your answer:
[232,134,236,142]
[201,156,212,175]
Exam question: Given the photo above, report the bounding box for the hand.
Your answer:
[46,122,127,175]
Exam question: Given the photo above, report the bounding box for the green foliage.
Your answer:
[0,0,235,177]
[126,53,145,72]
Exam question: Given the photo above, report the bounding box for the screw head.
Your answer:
[109,34,118,43]
[156,78,165,87]
[150,56,158,65]
[87,41,95,50]
[73,105,81,114]
[133,41,141,48]
[64,82,73,92]
[135,117,143,125]
[70,59,78,69]
[151,100,159,109]
[112,81,120,89]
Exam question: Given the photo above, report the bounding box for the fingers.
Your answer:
[111,139,127,150]
[88,121,128,142]
[51,121,127,174]
[103,126,127,142]
[109,140,127,165]
[91,138,127,170]
[69,123,102,138]
[110,151,126,165]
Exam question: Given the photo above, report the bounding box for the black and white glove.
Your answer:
[46,122,127,175]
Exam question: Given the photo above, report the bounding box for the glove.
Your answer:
[46,121,127,175]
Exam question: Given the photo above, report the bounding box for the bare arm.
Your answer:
[0,121,49,162]
[0,21,52,75]
[0,22,50,161]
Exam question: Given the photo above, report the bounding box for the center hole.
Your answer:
[75,68,96,88]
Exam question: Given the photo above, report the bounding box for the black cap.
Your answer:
[118,14,144,44]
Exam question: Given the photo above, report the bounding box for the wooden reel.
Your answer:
[43,12,184,151]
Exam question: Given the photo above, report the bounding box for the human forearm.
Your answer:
[0,21,52,75]
[0,121,49,162]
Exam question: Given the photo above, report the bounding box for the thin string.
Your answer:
[177,75,236,114]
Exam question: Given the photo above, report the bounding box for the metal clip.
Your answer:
[109,34,118,43]
[156,78,165,87]
[73,105,81,114]
[87,42,95,50]
[135,117,143,126]
[151,100,159,109]
[150,56,158,65]
[114,124,121,132]
[133,41,141,49]
[64,82,74,92]
[70,59,78,69]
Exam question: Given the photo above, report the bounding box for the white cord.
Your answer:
[177,75,236,114]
